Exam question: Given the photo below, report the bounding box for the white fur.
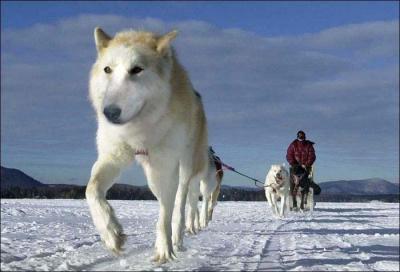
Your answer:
[185,152,218,231]
[85,28,208,263]
[185,178,201,234]
[264,164,290,219]
[199,153,218,228]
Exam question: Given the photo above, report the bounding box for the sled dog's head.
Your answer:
[269,164,289,185]
[292,165,309,187]
[89,27,178,125]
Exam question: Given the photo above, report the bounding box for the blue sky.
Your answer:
[1,1,399,186]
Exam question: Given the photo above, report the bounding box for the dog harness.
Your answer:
[270,176,284,193]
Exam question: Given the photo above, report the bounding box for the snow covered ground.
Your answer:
[1,199,399,271]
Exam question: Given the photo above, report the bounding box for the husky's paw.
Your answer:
[172,232,184,251]
[195,218,201,231]
[152,246,176,264]
[272,214,280,219]
[173,243,186,252]
[186,223,199,235]
[199,218,208,229]
[185,221,198,235]
[102,230,127,255]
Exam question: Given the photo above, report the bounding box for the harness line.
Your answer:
[218,161,270,188]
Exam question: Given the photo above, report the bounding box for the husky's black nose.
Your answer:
[103,105,121,123]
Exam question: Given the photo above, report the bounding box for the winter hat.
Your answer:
[297,131,306,140]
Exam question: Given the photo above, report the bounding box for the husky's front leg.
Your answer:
[154,190,178,263]
[279,194,287,218]
[300,191,306,211]
[266,190,278,216]
[86,159,126,255]
[146,164,179,263]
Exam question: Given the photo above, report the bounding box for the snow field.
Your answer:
[1,199,399,271]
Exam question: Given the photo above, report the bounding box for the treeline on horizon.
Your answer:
[1,184,399,202]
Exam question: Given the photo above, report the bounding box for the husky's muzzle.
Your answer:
[275,172,284,185]
[293,173,305,186]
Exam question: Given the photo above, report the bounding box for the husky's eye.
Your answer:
[104,66,112,74]
[129,66,143,75]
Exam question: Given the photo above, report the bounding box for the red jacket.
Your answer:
[286,140,316,167]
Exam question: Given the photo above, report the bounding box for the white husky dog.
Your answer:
[85,27,209,263]
[264,164,290,218]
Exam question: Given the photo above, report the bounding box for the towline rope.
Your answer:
[218,161,269,188]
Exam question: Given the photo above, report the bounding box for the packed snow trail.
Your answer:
[1,199,399,271]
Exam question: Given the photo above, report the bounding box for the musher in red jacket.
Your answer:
[286,130,316,171]
[286,131,321,207]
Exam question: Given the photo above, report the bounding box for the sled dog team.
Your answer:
[265,130,320,218]
[85,27,316,263]
[264,164,316,219]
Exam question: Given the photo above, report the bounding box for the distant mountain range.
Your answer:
[1,166,399,202]
[319,178,399,195]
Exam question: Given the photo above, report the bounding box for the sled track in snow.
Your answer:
[256,218,294,271]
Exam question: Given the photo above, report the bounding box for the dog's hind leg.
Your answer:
[186,178,200,234]
[172,160,200,251]
[86,158,128,255]
[207,183,220,221]
[194,206,200,231]
[308,188,314,213]
[199,195,210,229]
[200,178,215,228]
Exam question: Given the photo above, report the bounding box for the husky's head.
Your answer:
[89,27,178,125]
[269,164,288,184]
[292,165,308,187]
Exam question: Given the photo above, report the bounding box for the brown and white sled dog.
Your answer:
[85,27,209,263]
[264,164,290,218]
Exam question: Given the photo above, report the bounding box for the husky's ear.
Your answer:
[94,27,111,52]
[156,30,178,55]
